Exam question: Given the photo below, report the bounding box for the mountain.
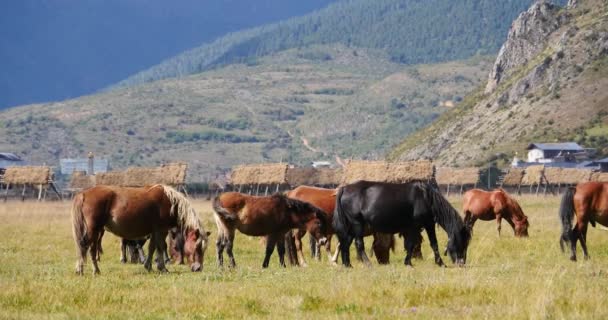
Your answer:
[389,0,608,166]
[0,45,491,181]
[0,0,336,109]
[114,0,539,88]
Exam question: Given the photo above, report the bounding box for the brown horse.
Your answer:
[462,188,529,237]
[285,185,419,266]
[559,182,608,261]
[71,185,210,275]
[212,192,329,268]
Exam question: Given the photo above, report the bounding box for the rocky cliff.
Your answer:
[390,0,608,166]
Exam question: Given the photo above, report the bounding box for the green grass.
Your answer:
[1,196,608,319]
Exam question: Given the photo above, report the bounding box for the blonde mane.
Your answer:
[152,185,204,232]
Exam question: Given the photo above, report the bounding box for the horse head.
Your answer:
[183,228,211,272]
[513,215,529,237]
[447,226,471,267]
[283,195,329,246]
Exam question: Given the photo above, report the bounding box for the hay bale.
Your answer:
[231,163,288,185]
[341,160,434,184]
[3,166,51,184]
[501,168,525,186]
[124,167,161,187]
[558,168,593,184]
[591,172,608,182]
[286,167,343,186]
[70,171,96,190]
[521,165,544,185]
[158,162,187,185]
[436,167,479,185]
[543,167,562,185]
[95,172,126,186]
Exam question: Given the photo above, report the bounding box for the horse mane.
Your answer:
[497,188,527,220]
[420,182,471,243]
[273,193,329,224]
[155,185,205,234]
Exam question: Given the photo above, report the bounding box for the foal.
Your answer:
[213,192,329,268]
[463,188,529,237]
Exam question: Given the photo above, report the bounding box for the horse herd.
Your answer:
[70,180,608,275]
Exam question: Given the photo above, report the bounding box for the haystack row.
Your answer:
[340,160,434,184]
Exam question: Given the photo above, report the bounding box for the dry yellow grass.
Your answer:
[1,196,608,319]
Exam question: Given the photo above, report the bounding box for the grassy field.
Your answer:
[1,196,608,319]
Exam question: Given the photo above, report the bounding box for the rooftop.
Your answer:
[527,142,584,151]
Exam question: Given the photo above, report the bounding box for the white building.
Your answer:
[526,142,584,163]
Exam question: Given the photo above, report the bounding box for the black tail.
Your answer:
[559,187,576,245]
[333,186,351,236]
[212,196,237,220]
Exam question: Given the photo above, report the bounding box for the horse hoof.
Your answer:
[584,255,590,261]
[569,256,577,262]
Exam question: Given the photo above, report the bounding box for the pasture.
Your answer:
[1,196,608,319]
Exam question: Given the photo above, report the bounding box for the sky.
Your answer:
[0,0,336,109]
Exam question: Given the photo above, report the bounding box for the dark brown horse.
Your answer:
[463,188,529,237]
[212,192,329,268]
[71,185,210,275]
[560,182,608,261]
[285,185,412,266]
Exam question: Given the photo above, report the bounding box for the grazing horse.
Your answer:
[285,185,415,266]
[462,188,529,237]
[71,185,210,275]
[121,238,147,264]
[559,182,608,261]
[334,180,471,267]
[212,192,329,268]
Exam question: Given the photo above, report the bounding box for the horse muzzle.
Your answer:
[318,237,328,246]
[456,258,466,267]
[191,262,202,272]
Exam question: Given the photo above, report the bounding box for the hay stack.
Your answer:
[231,163,288,185]
[158,162,187,185]
[341,160,434,184]
[543,167,562,185]
[124,167,161,187]
[95,172,126,186]
[501,168,524,186]
[558,168,593,184]
[70,171,96,190]
[591,172,608,182]
[436,167,479,185]
[521,165,544,185]
[3,166,51,185]
[286,168,342,186]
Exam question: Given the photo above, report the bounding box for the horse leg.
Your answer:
[216,234,225,268]
[496,213,502,237]
[338,234,353,267]
[154,232,169,272]
[226,230,237,268]
[120,239,127,264]
[325,235,334,263]
[89,230,102,275]
[294,230,308,267]
[355,236,371,267]
[144,234,157,271]
[138,242,147,264]
[262,233,278,268]
[277,232,287,268]
[331,241,340,265]
[579,223,590,260]
[425,224,445,267]
[75,240,89,275]
[403,228,418,267]
[569,227,579,261]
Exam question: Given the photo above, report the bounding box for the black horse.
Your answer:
[333,180,471,267]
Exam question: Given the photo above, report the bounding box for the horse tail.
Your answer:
[333,186,351,236]
[71,192,88,250]
[212,195,237,221]
[559,187,576,243]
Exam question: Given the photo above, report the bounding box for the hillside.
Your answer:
[114,0,538,88]
[0,46,491,181]
[389,0,608,167]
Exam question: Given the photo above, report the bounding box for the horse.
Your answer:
[333,180,471,267]
[285,185,416,266]
[121,238,147,264]
[212,192,329,268]
[559,182,608,261]
[462,188,529,237]
[71,184,210,275]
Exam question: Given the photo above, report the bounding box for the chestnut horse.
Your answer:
[71,185,210,275]
[559,182,608,261]
[285,185,411,266]
[463,188,529,237]
[212,192,329,268]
